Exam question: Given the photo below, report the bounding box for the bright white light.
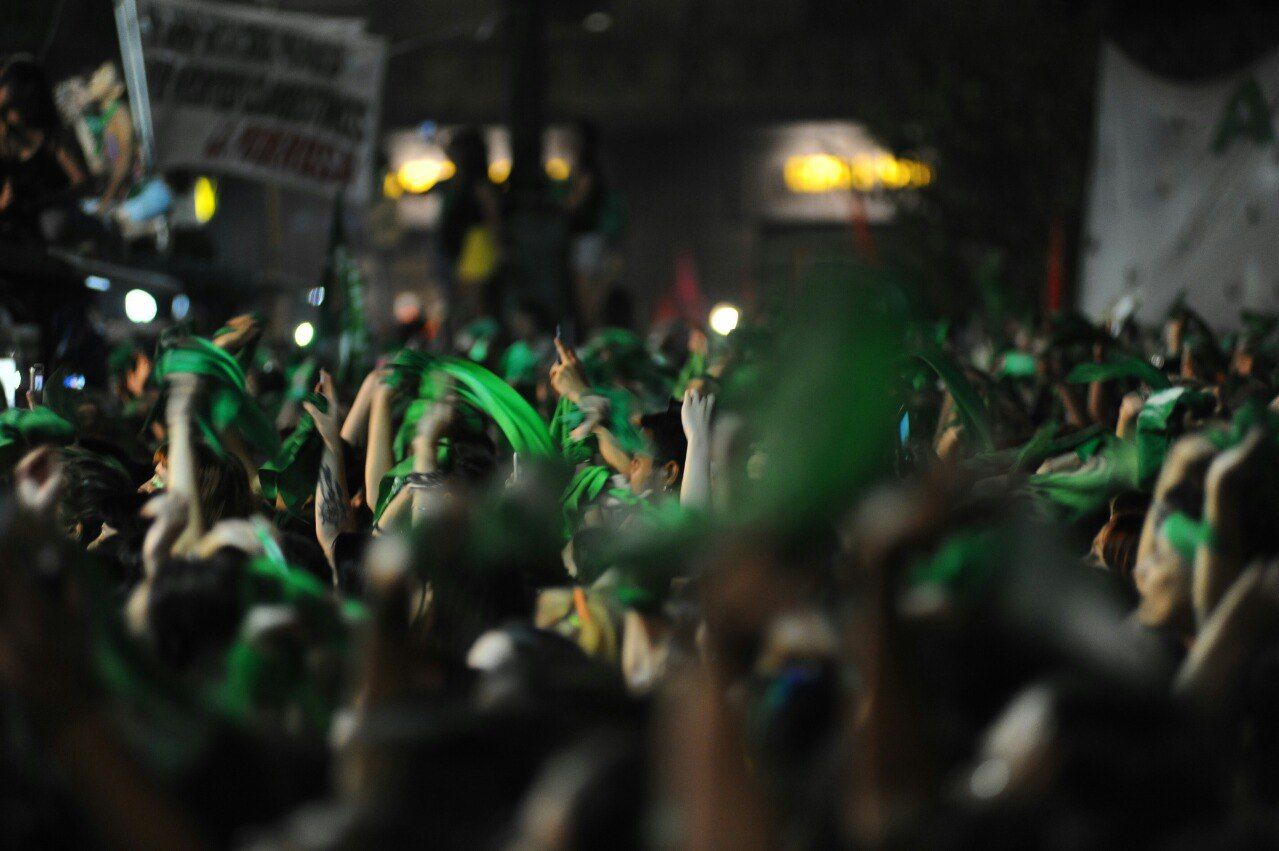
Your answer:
[171,294,190,320]
[708,302,740,336]
[583,11,612,32]
[293,321,315,348]
[307,286,326,306]
[85,275,111,292]
[0,358,19,408]
[124,289,158,324]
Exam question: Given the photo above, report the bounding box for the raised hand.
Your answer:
[570,394,609,442]
[124,352,152,399]
[303,370,343,450]
[212,312,262,354]
[549,337,589,402]
[416,375,459,449]
[140,492,190,578]
[681,387,715,445]
[14,446,62,515]
[1196,429,1276,623]
[680,388,716,508]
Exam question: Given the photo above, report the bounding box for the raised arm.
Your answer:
[305,371,348,575]
[680,388,715,509]
[593,421,634,475]
[164,373,203,553]
[364,376,397,509]
[342,367,385,447]
[1195,430,1266,625]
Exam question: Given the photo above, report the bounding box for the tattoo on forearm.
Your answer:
[319,463,347,529]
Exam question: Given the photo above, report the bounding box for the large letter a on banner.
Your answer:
[1212,76,1275,153]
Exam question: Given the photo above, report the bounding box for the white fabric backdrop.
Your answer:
[1080,43,1279,328]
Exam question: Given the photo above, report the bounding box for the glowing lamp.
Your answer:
[293,321,315,348]
[124,289,158,324]
[194,176,217,223]
[545,157,571,181]
[709,303,741,336]
[488,159,512,184]
[397,159,455,194]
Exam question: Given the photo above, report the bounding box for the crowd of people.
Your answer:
[3,260,1279,848]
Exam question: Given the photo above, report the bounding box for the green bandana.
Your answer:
[915,338,995,452]
[908,528,998,602]
[1134,387,1215,486]
[998,350,1038,379]
[152,337,281,457]
[551,397,594,464]
[562,464,612,536]
[1161,511,1214,563]
[0,407,75,467]
[500,340,543,386]
[259,393,328,517]
[1027,438,1139,520]
[385,350,554,456]
[1066,355,1171,390]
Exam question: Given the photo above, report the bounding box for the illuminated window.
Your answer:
[783,153,934,194]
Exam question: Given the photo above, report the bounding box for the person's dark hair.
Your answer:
[277,529,332,587]
[445,431,498,484]
[1108,491,1149,517]
[0,56,59,132]
[147,549,245,671]
[193,441,256,526]
[333,531,368,597]
[93,525,146,594]
[57,446,146,545]
[638,404,687,470]
[1094,511,1143,588]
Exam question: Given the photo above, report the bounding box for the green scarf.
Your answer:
[152,337,280,457]
[1066,355,1171,390]
[0,407,75,467]
[500,340,543,386]
[998,350,1038,379]
[1161,511,1214,563]
[1027,438,1139,521]
[914,337,995,452]
[258,393,328,517]
[908,528,998,603]
[385,350,554,456]
[562,464,612,536]
[1134,386,1215,486]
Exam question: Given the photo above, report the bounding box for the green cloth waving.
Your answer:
[153,337,280,457]
[259,393,327,517]
[385,350,554,456]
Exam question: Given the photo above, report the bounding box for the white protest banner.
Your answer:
[1080,44,1279,328]
[131,0,386,201]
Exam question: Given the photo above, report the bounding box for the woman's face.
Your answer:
[627,452,656,495]
[141,457,168,494]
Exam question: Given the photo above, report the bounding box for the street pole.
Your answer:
[503,0,572,327]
